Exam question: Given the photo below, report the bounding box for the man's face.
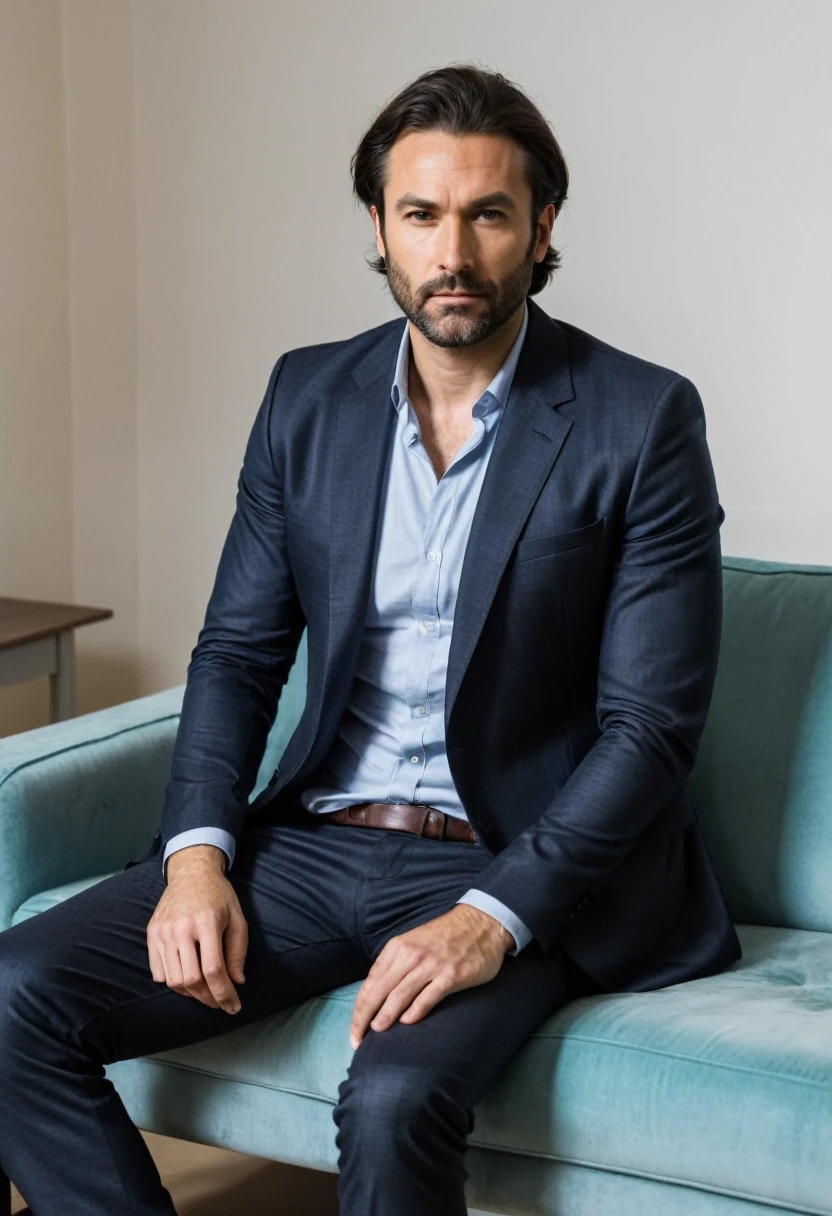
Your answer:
[371,130,554,348]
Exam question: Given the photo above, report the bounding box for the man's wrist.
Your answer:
[455,903,516,953]
[165,843,227,882]
[496,922,517,953]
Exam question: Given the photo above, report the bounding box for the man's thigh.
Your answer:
[0,812,373,1066]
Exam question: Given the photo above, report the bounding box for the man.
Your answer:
[0,64,741,1215]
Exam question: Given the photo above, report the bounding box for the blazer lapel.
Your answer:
[328,322,403,675]
[444,299,576,729]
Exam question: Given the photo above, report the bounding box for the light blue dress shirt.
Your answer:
[164,301,534,956]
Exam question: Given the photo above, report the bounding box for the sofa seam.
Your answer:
[526,1030,832,1090]
[462,1142,828,1216]
[722,562,832,578]
[133,1057,340,1106]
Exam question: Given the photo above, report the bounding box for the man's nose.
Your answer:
[436,218,475,276]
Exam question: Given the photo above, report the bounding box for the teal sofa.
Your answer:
[1,556,831,1215]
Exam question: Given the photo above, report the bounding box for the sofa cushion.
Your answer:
[14,877,832,1214]
[111,923,832,1213]
[11,872,119,923]
[112,923,832,1212]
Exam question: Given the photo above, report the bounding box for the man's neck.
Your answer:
[406,302,526,416]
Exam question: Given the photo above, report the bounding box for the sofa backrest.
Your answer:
[250,630,309,803]
[688,557,832,932]
[254,558,832,935]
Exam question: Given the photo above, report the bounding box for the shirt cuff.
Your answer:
[162,828,236,881]
[455,888,534,957]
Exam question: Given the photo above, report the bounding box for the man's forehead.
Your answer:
[384,130,529,201]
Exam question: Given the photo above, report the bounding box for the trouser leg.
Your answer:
[0,810,373,1216]
[333,832,599,1216]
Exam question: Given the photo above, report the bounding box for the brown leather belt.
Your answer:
[320,801,477,844]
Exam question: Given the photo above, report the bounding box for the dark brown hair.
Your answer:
[350,63,569,295]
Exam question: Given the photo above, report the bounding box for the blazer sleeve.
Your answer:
[159,352,306,854]
[469,373,725,952]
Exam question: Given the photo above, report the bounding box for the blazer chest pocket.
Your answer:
[512,516,605,564]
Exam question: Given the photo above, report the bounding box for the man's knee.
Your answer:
[0,925,64,1053]
[333,1047,471,1152]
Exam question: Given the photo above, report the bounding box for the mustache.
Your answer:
[420,278,493,301]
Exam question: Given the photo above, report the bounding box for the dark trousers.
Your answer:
[0,800,598,1215]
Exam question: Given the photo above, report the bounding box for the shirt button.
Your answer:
[427,551,437,561]
[410,755,419,764]
[417,706,426,714]
[418,622,428,636]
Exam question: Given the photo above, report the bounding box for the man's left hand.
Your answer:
[350,903,515,1049]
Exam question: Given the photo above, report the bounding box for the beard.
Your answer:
[382,224,538,348]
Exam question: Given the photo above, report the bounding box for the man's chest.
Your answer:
[366,405,498,626]
[411,410,475,481]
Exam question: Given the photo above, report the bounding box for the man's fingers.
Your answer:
[149,928,238,1013]
[369,969,436,1032]
[365,940,396,982]
[158,935,184,992]
[351,954,421,1046]
[398,977,445,1024]
[351,983,387,1047]
[195,925,240,1012]
[147,871,248,1014]
[177,935,221,1008]
[223,912,249,984]
[147,935,166,984]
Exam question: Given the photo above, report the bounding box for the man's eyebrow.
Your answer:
[392,191,518,213]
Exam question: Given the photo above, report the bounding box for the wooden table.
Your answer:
[0,597,114,723]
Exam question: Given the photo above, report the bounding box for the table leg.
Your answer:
[48,630,75,722]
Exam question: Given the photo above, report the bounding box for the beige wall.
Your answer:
[1,0,137,737]
[0,1,72,733]
[63,0,139,714]
[3,0,832,730]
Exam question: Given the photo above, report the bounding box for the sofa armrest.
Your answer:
[0,686,185,930]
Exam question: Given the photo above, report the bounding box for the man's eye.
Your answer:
[404,210,503,221]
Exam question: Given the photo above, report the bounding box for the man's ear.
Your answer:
[535,202,556,263]
[370,205,386,260]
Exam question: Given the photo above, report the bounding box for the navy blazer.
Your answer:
[149,296,742,993]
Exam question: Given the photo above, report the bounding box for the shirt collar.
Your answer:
[390,298,529,416]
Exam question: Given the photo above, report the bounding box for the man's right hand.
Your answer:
[147,845,248,1015]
